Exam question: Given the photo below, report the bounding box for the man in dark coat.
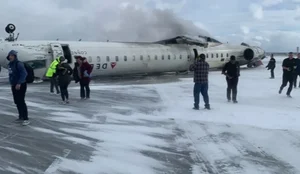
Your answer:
[56,60,73,104]
[222,55,240,103]
[266,54,276,79]
[279,52,297,97]
[293,53,300,88]
[73,56,81,84]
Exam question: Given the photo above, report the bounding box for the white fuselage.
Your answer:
[0,40,265,79]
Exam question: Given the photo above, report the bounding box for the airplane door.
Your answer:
[142,50,150,70]
[50,44,64,60]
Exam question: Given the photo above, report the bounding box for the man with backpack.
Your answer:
[7,50,34,126]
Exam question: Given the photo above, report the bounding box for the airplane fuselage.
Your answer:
[0,40,265,80]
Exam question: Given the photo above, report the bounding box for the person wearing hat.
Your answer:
[279,52,297,97]
[189,54,210,110]
[222,55,240,103]
[46,56,65,94]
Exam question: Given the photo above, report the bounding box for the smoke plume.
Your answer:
[46,5,210,42]
[0,1,210,42]
[97,6,211,42]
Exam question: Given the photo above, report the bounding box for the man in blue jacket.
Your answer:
[7,50,30,126]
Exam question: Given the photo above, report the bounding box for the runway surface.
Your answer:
[0,57,300,174]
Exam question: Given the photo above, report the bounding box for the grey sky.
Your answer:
[0,0,209,42]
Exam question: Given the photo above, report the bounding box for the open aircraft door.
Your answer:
[50,44,64,61]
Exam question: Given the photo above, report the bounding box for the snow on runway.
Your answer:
[1,56,300,173]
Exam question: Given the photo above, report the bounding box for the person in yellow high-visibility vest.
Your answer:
[46,56,65,94]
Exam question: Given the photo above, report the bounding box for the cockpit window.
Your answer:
[24,60,46,69]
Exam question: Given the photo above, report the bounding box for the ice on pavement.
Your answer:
[52,56,300,174]
[1,56,300,174]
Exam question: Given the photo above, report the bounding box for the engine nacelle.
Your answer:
[243,48,254,61]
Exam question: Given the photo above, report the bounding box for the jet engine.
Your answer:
[243,48,254,61]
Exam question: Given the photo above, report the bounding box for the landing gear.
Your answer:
[5,24,15,33]
[247,60,263,68]
[247,63,254,68]
[4,23,19,42]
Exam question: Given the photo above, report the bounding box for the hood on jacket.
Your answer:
[6,50,18,61]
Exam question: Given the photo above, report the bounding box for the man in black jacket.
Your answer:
[56,60,73,104]
[279,52,297,97]
[222,56,240,103]
[266,54,276,78]
[73,56,81,83]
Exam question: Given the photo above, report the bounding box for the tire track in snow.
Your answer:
[175,121,220,174]
[186,122,296,174]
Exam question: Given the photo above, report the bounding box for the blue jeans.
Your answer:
[193,83,209,108]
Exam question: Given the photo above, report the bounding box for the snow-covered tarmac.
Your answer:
[0,56,300,174]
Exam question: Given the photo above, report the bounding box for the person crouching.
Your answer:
[56,59,73,104]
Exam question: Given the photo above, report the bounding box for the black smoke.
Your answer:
[46,5,210,42]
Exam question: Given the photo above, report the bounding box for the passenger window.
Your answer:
[155,55,158,60]
[226,53,229,57]
[179,55,182,59]
[211,54,214,58]
[133,56,136,61]
[174,55,176,59]
[124,56,127,61]
[168,55,171,60]
[115,56,119,61]
[221,53,223,58]
[148,55,150,60]
[97,56,101,62]
[140,55,143,60]
[206,54,209,58]
[216,54,219,58]
[106,56,110,62]
[162,55,164,60]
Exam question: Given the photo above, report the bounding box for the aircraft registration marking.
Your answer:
[91,63,108,70]
[90,62,117,70]
[71,50,87,55]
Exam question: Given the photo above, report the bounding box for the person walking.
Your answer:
[189,54,210,110]
[279,52,297,97]
[56,59,73,104]
[222,55,240,103]
[46,56,65,94]
[79,57,93,99]
[266,54,276,79]
[293,53,300,88]
[7,50,30,125]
